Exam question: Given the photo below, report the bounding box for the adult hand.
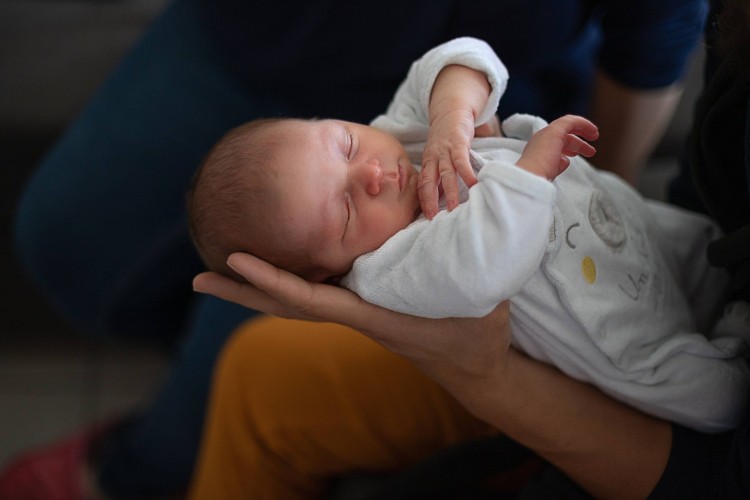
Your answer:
[193,253,671,500]
[192,252,512,385]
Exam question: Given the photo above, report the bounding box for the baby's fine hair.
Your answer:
[187,117,303,280]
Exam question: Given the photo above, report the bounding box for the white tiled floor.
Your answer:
[0,332,168,467]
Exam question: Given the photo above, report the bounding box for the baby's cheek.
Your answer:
[368,213,404,247]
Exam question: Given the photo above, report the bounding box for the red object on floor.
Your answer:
[0,422,110,500]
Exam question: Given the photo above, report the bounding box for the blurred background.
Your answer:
[0,0,170,466]
[0,0,704,470]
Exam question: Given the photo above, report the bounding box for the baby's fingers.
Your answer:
[562,134,597,158]
[418,159,441,219]
[440,149,477,211]
[561,115,599,141]
[439,162,460,212]
[451,149,478,189]
[557,155,572,173]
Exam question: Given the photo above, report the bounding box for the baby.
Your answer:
[188,38,749,432]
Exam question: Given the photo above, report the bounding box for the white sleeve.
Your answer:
[341,157,556,318]
[370,37,509,143]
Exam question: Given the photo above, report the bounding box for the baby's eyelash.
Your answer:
[347,132,354,160]
[342,194,351,240]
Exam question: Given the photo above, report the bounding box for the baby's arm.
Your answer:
[419,65,492,218]
[515,115,599,180]
[342,157,555,319]
[371,37,508,215]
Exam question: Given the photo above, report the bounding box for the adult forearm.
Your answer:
[194,257,673,498]
[588,71,683,186]
[442,349,672,499]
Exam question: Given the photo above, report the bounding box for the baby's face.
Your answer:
[270,119,420,280]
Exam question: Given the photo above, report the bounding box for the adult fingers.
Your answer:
[223,253,393,331]
[192,271,312,320]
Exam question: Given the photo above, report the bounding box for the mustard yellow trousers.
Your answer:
[189,316,496,499]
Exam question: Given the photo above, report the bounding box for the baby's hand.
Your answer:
[419,109,478,219]
[516,115,599,180]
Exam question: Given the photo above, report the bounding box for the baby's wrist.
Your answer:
[515,158,551,180]
[429,104,474,128]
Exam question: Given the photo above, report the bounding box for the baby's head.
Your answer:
[188,117,421,283]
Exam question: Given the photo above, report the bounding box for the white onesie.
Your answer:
[341,37,750,433]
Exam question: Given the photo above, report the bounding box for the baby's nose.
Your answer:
[361,158,383,196]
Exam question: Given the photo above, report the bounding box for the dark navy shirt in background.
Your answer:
[203,0,707,124]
